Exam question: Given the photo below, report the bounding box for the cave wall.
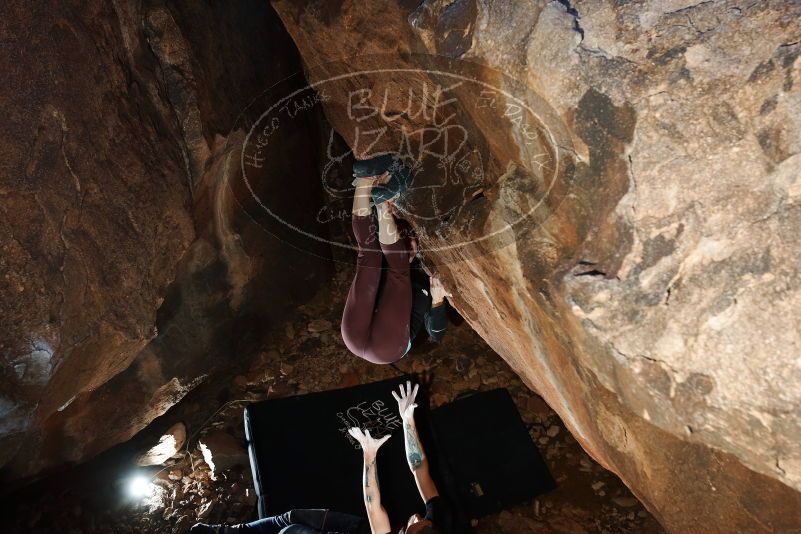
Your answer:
[269,0,801,531]
[0,0,332,485]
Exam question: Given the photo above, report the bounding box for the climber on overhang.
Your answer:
[340,153,452,365]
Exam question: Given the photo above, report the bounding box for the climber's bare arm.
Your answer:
[430,275,451,308]
[348,427,392,534]
[393,382,440,502]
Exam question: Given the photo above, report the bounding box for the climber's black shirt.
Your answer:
[424,496,454,532]
[382,497,454,534]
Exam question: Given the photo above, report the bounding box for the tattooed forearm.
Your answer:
[363,456,379,507]
[404,420,425,470]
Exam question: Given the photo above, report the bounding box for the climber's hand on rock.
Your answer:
[348,427,390,457]
[393,380,419,421]
[430,275,451,306]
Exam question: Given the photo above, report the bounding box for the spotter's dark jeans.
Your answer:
[231,509,368,534]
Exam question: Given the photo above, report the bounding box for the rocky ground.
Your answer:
[5,262,664,533]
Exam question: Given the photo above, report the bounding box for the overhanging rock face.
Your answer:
[270,0,801,531]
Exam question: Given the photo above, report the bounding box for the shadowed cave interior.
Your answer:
[2,1,801,533]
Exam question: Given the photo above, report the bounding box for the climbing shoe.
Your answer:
[352,153,412,205]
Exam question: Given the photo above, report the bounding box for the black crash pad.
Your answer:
[430,388,556,518]
[244,375,426,524]
[245,380,556,527]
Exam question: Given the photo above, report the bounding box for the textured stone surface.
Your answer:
[198,431,248,480]
[136,422,186,467]
[0,0,331,486]
[3,0,800,530]
[270,0,801,531]
[0,0,195,482]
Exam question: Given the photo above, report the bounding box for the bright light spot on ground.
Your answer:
[127,475,155,499]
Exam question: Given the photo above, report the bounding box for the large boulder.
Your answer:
[0,0,331,486]
[270,0,801,531]
[198,431,248,480]
[136,422,186,467]
[0,0,194,483]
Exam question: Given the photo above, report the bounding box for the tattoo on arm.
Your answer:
[404,421,425,470]
[360,453,391,533]
[363,457,379,506]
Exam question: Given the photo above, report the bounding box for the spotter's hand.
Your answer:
[392,381,419,421]
[348,427,391,457]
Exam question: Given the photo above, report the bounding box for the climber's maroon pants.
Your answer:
[341,215,412,364]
